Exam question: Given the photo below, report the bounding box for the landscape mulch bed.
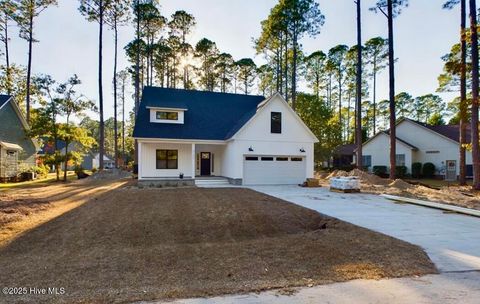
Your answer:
[0,186,436,304]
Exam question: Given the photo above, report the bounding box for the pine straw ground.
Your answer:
[0,183,436,304]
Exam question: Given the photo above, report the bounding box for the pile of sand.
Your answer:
[90,169,132,180]
[326,170,349,179]
[389,179,414,190]
[348,169,390,185]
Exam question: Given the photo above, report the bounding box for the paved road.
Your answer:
[151,186,480,304]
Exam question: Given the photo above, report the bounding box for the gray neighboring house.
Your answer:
[0,95,38,180]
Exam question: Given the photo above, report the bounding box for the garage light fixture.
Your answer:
[248,146,254,152]
[300,148,306,153]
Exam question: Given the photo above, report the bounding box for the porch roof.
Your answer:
[0,141,23,151]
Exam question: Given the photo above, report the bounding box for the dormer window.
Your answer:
[148,106,186,124]
[156,111,178,121]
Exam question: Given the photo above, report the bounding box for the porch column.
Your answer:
[191,143,196,179]
[138,141,142,180]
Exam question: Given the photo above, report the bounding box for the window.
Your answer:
[276,157,288,161]
[395,154,406,166]
[261,157,274,161]
[156,111,178,121]
[156,150,178,169]
[271,112,282,133]
[245,156,258,161]
[291,157,303,162]
[426,151,440,154]
[362,155,372,167]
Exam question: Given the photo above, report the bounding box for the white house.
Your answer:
[362,118,473,179]
[133,87,318,185]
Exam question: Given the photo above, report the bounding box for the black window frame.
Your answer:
[245,156,258,161]
[276,157,288,161]
[291,157,303,162]
[261,157,274,161]
[156,111,179,121]
[271,112,282,134]
[156,149,178,169]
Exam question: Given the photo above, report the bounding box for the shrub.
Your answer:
[395,166,408,178]
[411,162,422,178]
[33,164,50,179]
[91,167,98,173]
[373,166,388,177]
[74,165,85,174]
[422,162,436,178]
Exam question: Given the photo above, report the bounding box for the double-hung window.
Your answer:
[156,150,178,169]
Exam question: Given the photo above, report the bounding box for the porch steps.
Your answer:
[195,178,230,187]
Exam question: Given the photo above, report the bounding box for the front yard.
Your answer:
[0,180,436,303]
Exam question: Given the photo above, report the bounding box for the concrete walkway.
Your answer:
[149,186,480,304]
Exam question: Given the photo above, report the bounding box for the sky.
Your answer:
[7,0,461,121]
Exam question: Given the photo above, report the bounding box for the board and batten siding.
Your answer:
[139,142,193,179]
[231,94,317,179]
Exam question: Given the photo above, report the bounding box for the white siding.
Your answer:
[139,142,192,179]
[362,133,413,173]
[229,94,317,179]
[397,121,472,175]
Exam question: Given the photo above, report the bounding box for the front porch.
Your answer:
[137,139,227,183]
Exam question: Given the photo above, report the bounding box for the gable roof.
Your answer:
[403,118,470,143]
[133,87,265,140]
[230,93,319,142]
[0,95,10,109]
[362,131,418,150]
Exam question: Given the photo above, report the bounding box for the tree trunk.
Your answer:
[4,14,10,95]
[98,1,105,170]
[122,78,125,164]
[387,0,396,179]
[63,140,68,181]
[372,57,377,135]
[291,26,297,110]
[25,14,33,123]
[338,75,342,142]
[459,0,467,185]
[469,0,480,189]
[134,0,141,168]
[113,16,119,169]
[284,31,288,102]
[355,0,363,169]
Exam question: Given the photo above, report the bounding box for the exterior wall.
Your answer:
[194,144,225,176]
[139,141,193,179]
[230,95,317,179]
[397,121,471,175]
[0,101,36,171]
[362,134,413,173]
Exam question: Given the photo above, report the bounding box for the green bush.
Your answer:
[74,165,85,174]
[373,166,388,177]
[411,162,422,178]
[422,162,436,178]
[395,166,408,178]
[33,164,50,179]
[91,167,98,173]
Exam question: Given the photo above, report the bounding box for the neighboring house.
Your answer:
[89,153,115,170]
[362,118,473,179]
[332,144,356,168]
[39,140,115,170]
[133,87,319,185]
[0,95,39,180]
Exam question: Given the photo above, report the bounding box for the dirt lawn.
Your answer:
[0,181,436,304]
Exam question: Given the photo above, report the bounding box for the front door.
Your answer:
[446,160,456,181]
[200,152,211,176]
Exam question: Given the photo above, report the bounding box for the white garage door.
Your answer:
[243,155,306,185]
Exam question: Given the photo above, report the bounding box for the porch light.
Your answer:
[300,148,306,153]
[248,146,254,152]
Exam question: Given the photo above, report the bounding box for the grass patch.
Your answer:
[0,172,79,190]
[0,186,436,303]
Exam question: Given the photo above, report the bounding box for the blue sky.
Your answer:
[7,0,460,120]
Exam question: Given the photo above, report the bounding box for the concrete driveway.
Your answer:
[157,185,480,304]
[249,185,480,273]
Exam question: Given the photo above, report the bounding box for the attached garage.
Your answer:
[243,155,306,185]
